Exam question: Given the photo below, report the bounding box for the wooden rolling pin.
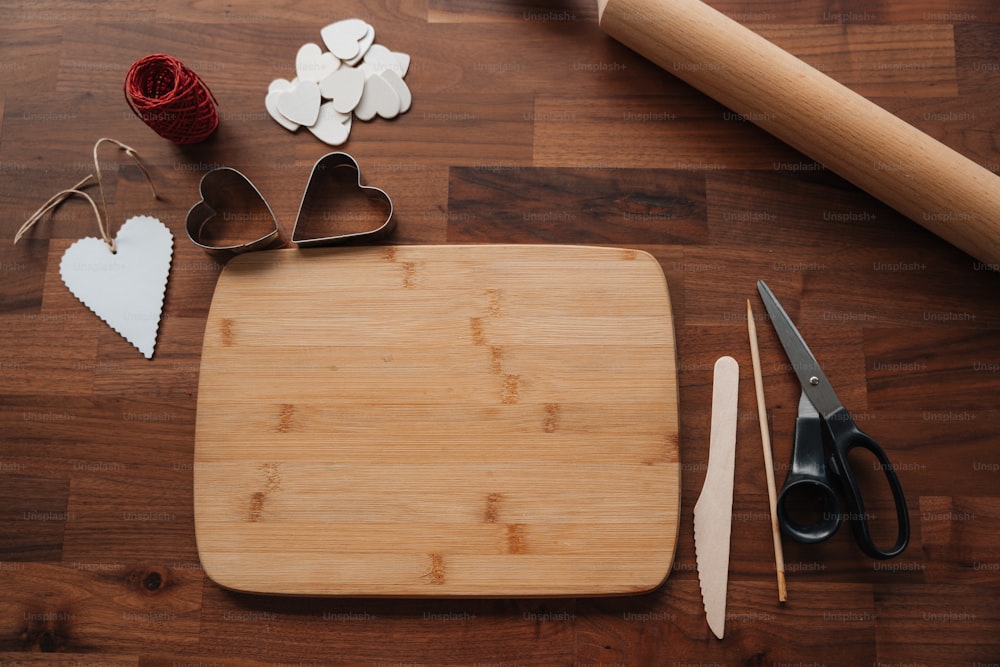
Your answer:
[597,0,1000,268]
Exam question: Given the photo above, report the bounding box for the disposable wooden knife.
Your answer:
[694,356,739,639]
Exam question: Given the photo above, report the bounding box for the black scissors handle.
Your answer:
[777,401,910,558]
[777,401,842,544]
[825,408,910,559]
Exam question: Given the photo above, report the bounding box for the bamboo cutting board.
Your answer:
[193,245,679,597]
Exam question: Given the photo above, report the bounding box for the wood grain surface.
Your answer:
[194,245,678,597]
[1,0,999,664]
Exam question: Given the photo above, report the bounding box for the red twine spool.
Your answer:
[124,54,219,144]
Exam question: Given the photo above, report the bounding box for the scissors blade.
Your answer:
[757,280,844,419]
[798,390,819,419]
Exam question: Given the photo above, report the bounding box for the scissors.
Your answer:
[757,280,910,559]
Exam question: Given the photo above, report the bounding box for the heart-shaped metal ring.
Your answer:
[185,168,283,257]
[291,152,395,247]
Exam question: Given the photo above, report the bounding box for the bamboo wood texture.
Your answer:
[597,0,1000,268]
[194,245,679,597]
[3,0,1000,664]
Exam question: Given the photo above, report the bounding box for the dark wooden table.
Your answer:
[2,1,999,664]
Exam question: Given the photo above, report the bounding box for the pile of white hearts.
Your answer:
[265,18,412,145]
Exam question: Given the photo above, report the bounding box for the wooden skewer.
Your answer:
[747,299,788,602]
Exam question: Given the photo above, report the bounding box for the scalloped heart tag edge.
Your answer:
[59,215,173,359]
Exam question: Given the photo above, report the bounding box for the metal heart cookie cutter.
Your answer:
[186,167,282,257]
[291,152,395,247]
[184,152,394,256]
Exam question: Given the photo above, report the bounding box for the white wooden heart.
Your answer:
[277,79,321,126]
[59,215,173,359]
[362,44,404,76]
[308,102,353,145]
[296,42,340,83]
[321,18,370,60]
[392,51,411,78]
[354,73,400,121]
[344,24,376,66]
[380,70,411,114]
[265,78,300,131]
[319,67,366,113]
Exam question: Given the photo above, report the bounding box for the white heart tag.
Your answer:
[276,79,321,126]
[354,73,400,121]
[265,78,300,131]
[308,102,353,145]
[321,18,370,60]
[59,215,173,359]
[319,67,366,113]
[295,42,340,83]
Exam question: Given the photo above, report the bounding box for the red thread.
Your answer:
[124,54,219,144]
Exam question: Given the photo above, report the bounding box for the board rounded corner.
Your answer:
[195,554,263,596]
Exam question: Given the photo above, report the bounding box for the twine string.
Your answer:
[15,139,158,254]
[15,175,94,245]
[15,186,107,251]
[92,137,160,248]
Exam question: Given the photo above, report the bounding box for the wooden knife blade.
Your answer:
[693,355,739,639]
